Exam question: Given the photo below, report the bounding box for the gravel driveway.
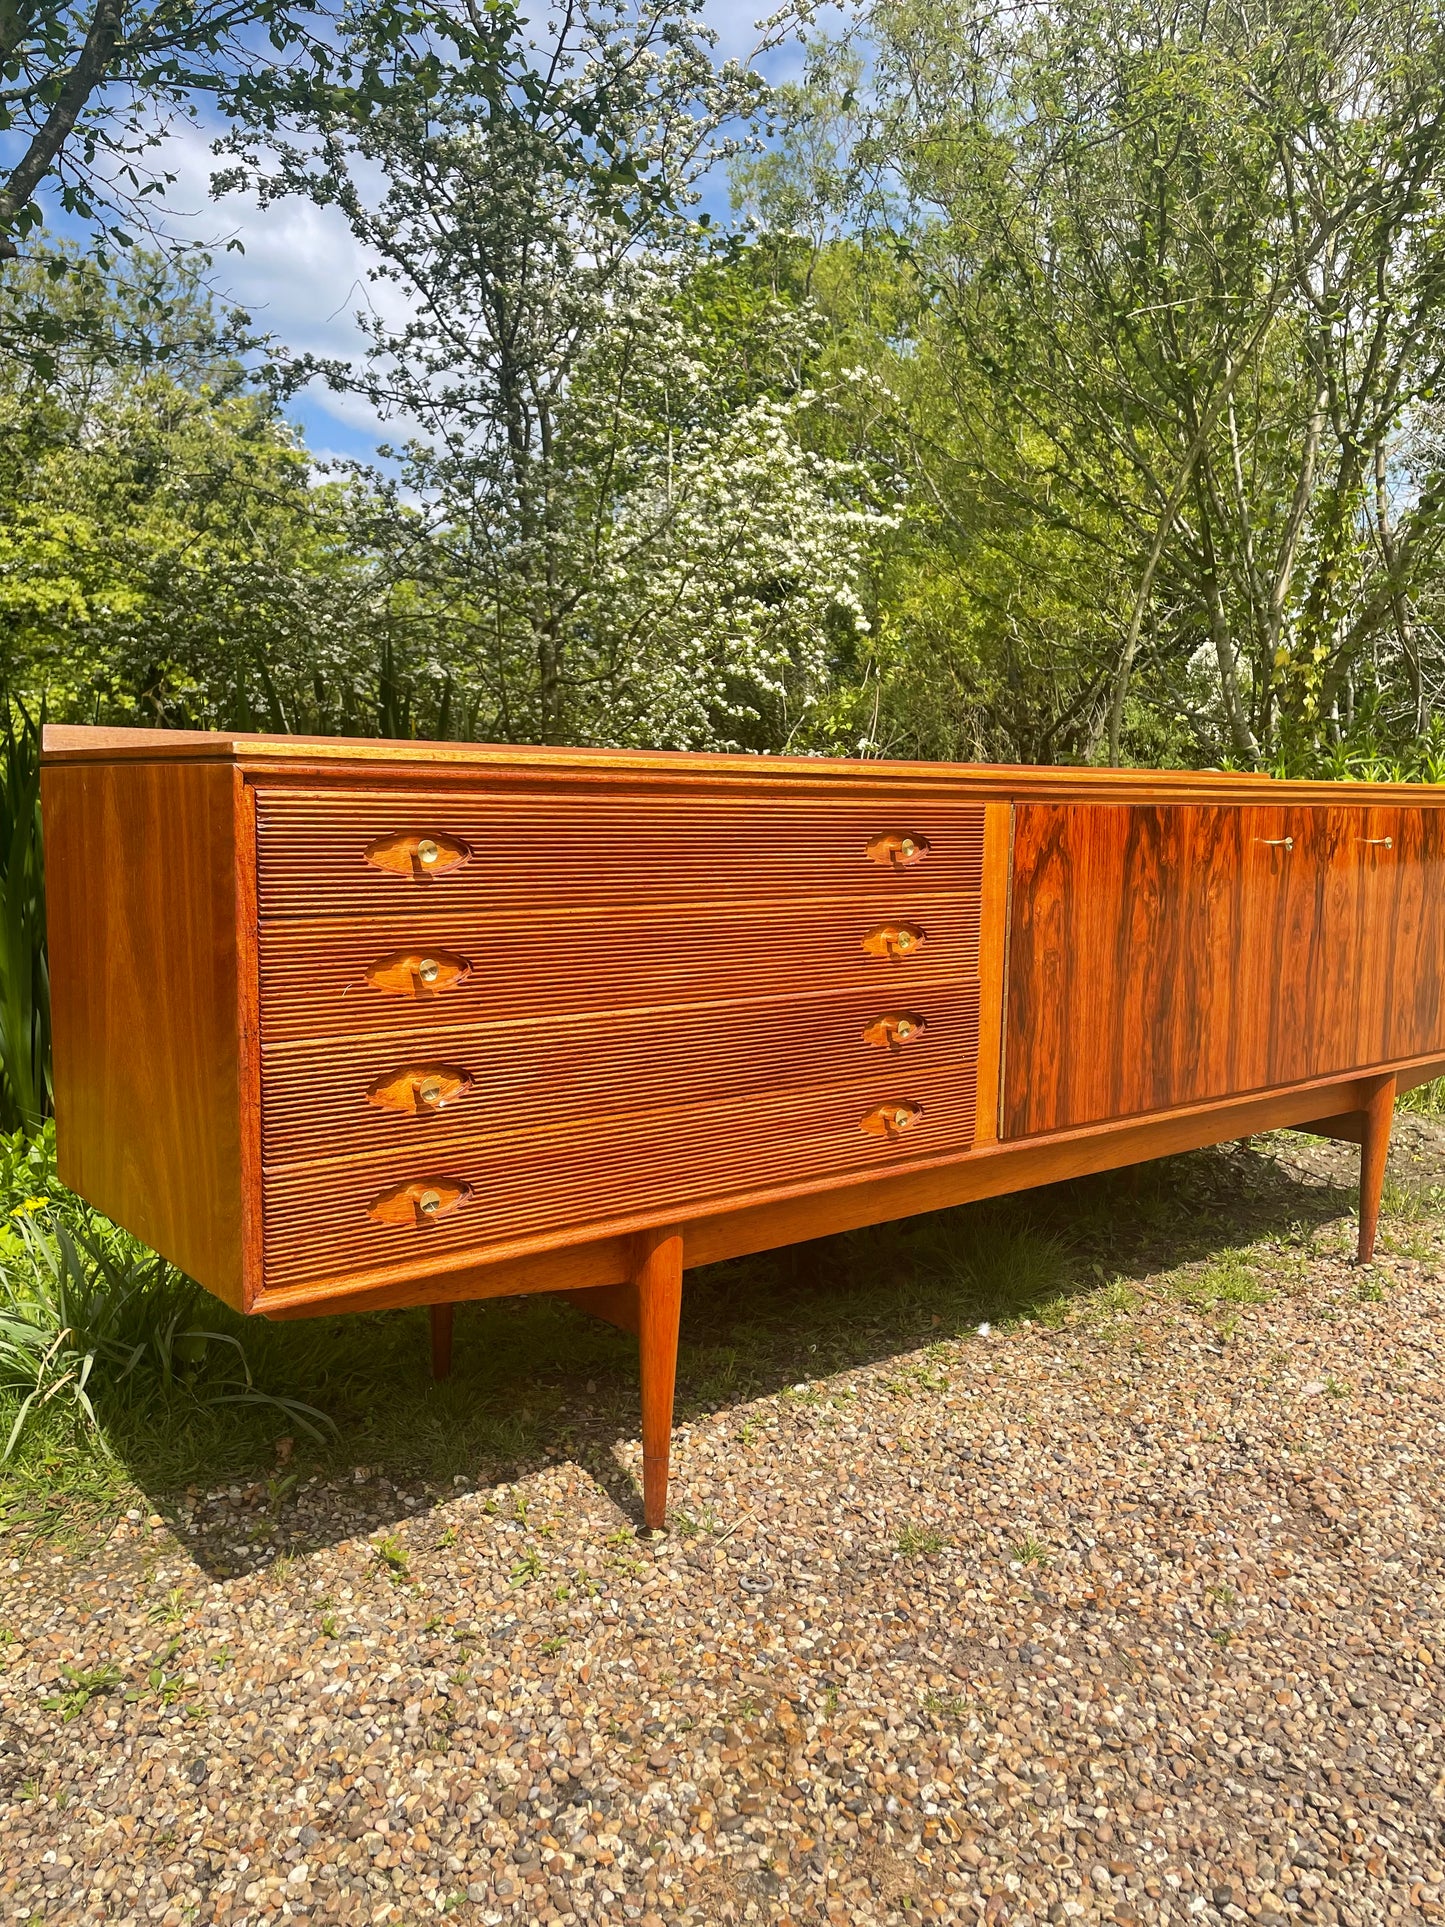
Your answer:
[3,1134,1445,1927]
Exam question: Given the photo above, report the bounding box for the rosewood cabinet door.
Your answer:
[1001,800,1433,1138]
[1004,804,1278,1135]
[1371,805,1445,1062]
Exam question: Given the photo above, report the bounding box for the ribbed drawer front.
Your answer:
[256,896,982,1041]
[261,1063,980,1291]
[261,980,983,1168]
[254,789,986,918]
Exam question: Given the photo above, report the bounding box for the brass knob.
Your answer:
[417,1189,442,1215]
[418,1077,443,1108]
[866,831,931,869]
[863,1010,927,1051]
[862,923,926,961]
[364,831,470,876]
[417,958,440,985]
[861,1099,925,1138]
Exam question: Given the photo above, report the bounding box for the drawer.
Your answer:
[261,979,983,1167]
[256,895,983,1041]
[254,788,986,918]
[260,1062,981,1291]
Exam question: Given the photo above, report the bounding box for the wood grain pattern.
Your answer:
[42,758,252,1307]
[972,802,1011,1145]
[261,981,982,1168]
[256,896,983,1041]
[1003,802,1445,1137]
[260,1059,981,1293]
[256,789,985,916]
[636,1227,684,1530]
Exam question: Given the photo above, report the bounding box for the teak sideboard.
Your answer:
[41,727,1445,1525]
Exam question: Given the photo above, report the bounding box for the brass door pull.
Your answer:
[861,1100,925,1139]
[368,1178,473,1227]
[862,1010,927,1051]
[866,831,931,870]
[364,831,470,877]
[1256,836,1294,850]
[368,1065,473,1115]
[862,922,926,961]
[1357,836,1394,848]
[365,950,472,997]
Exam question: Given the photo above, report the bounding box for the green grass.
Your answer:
[896,1523,948,1556]
[1170,1249,1271,1311]
[1398,1077,1445,1117]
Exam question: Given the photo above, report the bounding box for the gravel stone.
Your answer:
[5,1136,1445,1924]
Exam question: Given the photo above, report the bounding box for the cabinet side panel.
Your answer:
[42,759,248,1308]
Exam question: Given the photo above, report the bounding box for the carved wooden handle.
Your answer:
[364,831,470,878]
[860,1100,925,1139]
[861,922,926,961]
[368,1178,473,1227]
[866,831,931,870]
[862,1010,927,1051]
[368,1065,473,1115]
[365,950,472,998]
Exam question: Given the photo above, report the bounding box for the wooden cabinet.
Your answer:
[41,730,1445,1527]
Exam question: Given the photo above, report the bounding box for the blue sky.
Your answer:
[118,0,836,465]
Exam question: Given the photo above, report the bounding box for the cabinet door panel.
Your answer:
[1001,800,1444,1138]
[1377,807,1445,1060]
[1004,803,1275,1135]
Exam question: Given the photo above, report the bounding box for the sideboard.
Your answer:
[41,728,1445,1525]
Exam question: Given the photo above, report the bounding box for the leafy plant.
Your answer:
[0,701,48,1135]
[42,1660,125,1721]
[0,1206,332,1459]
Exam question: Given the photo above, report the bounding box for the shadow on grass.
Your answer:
[6,1135,1359,1574]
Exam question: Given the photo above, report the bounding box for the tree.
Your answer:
[219,0,890,751]
[750,0,1445,771]
[0,249,409,729]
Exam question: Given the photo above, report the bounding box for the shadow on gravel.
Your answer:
[76,1125,1395,1581]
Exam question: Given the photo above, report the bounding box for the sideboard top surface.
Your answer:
[39,724,1445,808]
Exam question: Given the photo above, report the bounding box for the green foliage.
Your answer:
[0,1127,331,1461]
[741,0,1445,770]
[0,702,48,1133]
[0,251,431,734]
[0,0,334,368]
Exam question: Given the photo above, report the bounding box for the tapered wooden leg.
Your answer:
[1358,1073,1396,1263]
[429,1302,455,1380]
[635,1227,684,1530]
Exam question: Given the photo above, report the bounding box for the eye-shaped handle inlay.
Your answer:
[862,1010,927,1051]
[364,831,470,878]
[861,922,926,961]
[866,831,931,870]
[368,1178,474,1227]
[368,1065,474,1115]
[860,1100,925,1139]
[365,950,472,998]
